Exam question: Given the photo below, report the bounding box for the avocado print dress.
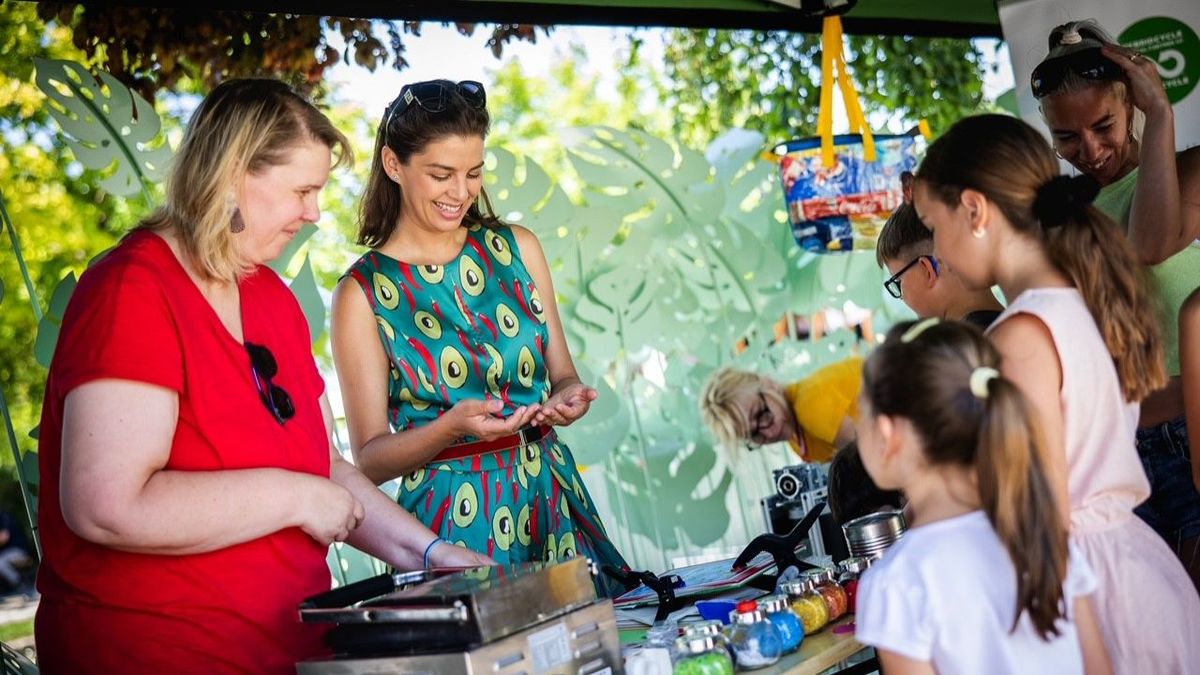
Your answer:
[345,223,628,596]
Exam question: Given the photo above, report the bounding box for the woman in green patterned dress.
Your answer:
[331,80,628,595]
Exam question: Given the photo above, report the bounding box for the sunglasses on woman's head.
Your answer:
[1031,48,1123,99]
[385,80,487,130]
[246,342,295,424]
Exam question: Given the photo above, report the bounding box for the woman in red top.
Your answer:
[34,79,490,674]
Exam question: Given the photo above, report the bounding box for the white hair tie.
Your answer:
[970,367,1000,399]
[900,317,940,343]
[1060,29,1083,45]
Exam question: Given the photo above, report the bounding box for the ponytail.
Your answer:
[865,319,1071,641]
[975,374,1069,639]
[1034,177,1166,401]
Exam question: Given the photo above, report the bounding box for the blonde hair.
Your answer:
[140,79,353,282]
[699,367,788,453]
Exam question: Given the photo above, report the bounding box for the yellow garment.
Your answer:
[785,357,864,463]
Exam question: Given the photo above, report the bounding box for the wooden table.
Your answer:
[761,616,870,675]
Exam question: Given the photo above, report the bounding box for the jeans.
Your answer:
[1134,415,1200,543]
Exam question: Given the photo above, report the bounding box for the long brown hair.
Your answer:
[141,78,353,282]
[863,319,1069,639]
[917,114,1164,401]
[357,79,502,248]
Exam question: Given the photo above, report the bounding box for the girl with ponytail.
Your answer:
[854,319,1108,675]
[914,114,1200,673]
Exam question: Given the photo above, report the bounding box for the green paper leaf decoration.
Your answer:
[34,58,173,199]
[555,363,629,466]
[268,223,318,275]
[289,256,326,345]
[21,450,39,490]
[34,272,77,368]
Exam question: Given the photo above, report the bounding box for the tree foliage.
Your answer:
[34,4,549,100]
[658,29,990,148]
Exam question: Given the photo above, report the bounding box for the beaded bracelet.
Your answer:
[423,537,449,568]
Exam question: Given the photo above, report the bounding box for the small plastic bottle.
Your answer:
[726,600,783,670]
[779,579,829,635]
[806,568,849,621]
[837,557,871,614]
[672,635,735,675]
[758,594,804,654]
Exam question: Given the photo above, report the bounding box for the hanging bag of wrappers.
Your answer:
[775,16,929,253]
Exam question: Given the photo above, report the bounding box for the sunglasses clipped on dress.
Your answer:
[1030,47,1123,99]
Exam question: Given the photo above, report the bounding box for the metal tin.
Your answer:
[841,509,906,559]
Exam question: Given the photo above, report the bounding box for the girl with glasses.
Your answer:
[331,79,628,594]
[34,79,491,674]
[1034,20,1200,589]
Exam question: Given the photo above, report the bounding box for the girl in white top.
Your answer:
[913,114,1200,673]
[854,318,1109,675]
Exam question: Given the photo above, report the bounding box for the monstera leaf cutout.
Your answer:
[34,272,77,369]
[35,58,172,200]
[268,223,318,275]
[289,257,326,345]
[555,363,628,466]
[562,126,723,242]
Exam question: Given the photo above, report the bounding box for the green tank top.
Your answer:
[1094,167,1200,375]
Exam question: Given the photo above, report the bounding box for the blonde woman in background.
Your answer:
[700,357,862,462]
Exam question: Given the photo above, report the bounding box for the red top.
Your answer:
[35,230,332,674]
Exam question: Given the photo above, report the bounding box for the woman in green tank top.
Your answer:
[330,80,629,595]
[1033,20,1200,590]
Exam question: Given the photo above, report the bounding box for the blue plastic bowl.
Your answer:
[695,600,737,625]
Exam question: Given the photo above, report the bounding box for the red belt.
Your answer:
[433,424,554,462]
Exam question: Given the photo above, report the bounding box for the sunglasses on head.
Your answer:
[246,342,295,425]
[1031,48,1123,99]
[385,80,486,130]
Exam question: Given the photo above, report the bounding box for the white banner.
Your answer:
[998,0,1200,151]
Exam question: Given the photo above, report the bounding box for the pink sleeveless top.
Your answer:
[991,288,1149,532]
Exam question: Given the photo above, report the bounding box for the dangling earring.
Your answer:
[230,207,245,233]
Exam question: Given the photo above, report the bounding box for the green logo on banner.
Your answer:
[1120,16,1200,104]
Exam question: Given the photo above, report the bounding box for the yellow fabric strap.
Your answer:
[819,16,876,167]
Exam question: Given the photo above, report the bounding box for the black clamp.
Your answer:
[732,500,826,591]
[602,566,687,623]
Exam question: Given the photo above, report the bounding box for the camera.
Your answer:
[759,463,849,561]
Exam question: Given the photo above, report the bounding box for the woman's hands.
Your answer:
[444,398,541,440]
[298,476,364,546]
[533,380,598,427]
[1102,44,1172,118]
[427,539,496,568]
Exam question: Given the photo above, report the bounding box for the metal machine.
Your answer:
[759,463,847,561]
[296,557,621,674]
